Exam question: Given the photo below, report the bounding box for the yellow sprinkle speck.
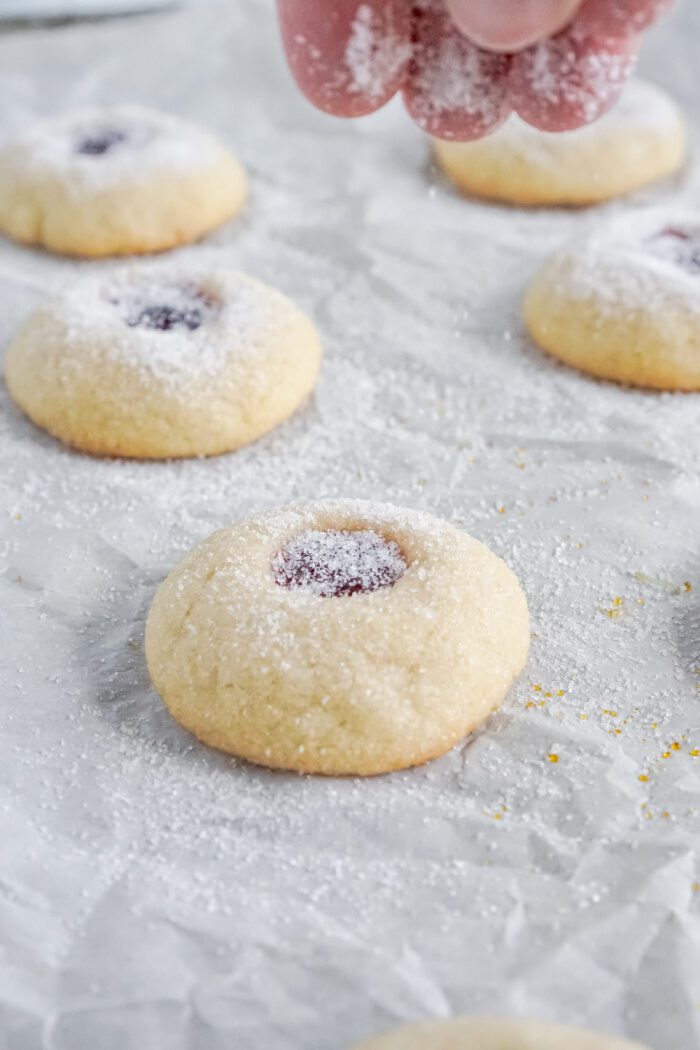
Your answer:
[603,597,625,619]
[671,742,681,752]
[556,690,565,697]
[525,701,537,710]
[498,505,506,514]
[683,581,692,593]
[690,750,700,758]
[547,754,559,764]
[579,714,588,721]
[533,684,542,692]
[639,774,649,783]
[661,752,671,759]
[692,883,700,893]
[603,710,619,718]
[662,811,670,819]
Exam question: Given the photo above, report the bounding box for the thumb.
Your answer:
[446,0,583,51]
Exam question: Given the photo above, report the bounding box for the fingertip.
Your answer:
[404,2,512,140]
[446,0,584,52]
[277,0,410,117]
[510,27,638,131]
[403,89,512,141]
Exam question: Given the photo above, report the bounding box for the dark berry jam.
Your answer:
[77,129,127,157]
[647,227,700,276]
[272,529,407,598]
[129,303,205,333]
[112,284,218,334]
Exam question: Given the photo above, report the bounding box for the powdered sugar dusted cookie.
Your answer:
[435,79,686,207]
[0,105,247,256]
[350,1017,648,1050]
[145,500,530,776]
[5,265,322,458]
[524,211,700,390]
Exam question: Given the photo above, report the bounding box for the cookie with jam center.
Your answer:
[5,264,322,458]
[145,499,530,776]
[524,211,700,390]
[0,105,247,257]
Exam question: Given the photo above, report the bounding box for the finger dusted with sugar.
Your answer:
[510,23,638,131]
[277,0,411,117]
[403,0,512,140]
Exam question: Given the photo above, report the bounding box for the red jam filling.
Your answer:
[272,529,407,598]
[646,227,700,275]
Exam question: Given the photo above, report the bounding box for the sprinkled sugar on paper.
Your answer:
[0,3,699,1050]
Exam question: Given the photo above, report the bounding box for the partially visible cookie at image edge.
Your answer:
[349,1016,649,1050]
[524,212,700,390]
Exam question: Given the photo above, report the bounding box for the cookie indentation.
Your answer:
[110,284,220,333]
[647,227,700,275]
[76,129,127,156]
[131,302,205,332]
[273,529,407,597]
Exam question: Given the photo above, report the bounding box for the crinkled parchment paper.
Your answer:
[0,2,699,1047]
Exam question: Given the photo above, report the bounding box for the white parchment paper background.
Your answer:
[0,2,699,1047]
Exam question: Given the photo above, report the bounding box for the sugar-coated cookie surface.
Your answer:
[350,1017,649,1050]
[145,500,530,776]
[524,212,700,391]
[0,105,247,256]
[5,265,322,458]
[434,79,686,207]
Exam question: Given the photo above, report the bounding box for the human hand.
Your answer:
[277,0,673,139]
